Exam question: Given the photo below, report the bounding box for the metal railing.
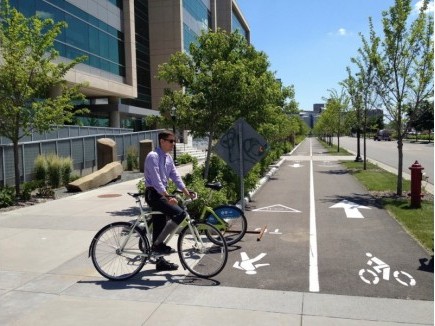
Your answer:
[0,128,162,186]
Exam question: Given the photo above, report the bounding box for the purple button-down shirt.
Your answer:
[144,147,185,194]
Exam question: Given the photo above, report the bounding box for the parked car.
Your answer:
[374,129,391,141]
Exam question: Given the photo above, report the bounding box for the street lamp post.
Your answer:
[170,106,178,166]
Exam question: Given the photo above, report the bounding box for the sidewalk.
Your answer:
[0,163,433,325]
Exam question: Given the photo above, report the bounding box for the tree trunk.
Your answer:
[203,131,214,181]
[13,140,20,197]
[396,138,403,196]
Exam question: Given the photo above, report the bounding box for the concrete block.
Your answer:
[139,140,154,172]
[66,162,123,192]
[97,138,117,170]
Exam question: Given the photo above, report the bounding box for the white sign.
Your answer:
[330,200,370,218]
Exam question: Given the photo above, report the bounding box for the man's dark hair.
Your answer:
[158,130,174,142]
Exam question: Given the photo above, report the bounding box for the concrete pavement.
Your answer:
[0,161,433,325]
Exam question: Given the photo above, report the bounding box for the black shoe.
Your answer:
[156,257,178,271]
[152,243,175,254]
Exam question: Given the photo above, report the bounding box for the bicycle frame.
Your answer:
[197,190,229,230]
[119,194,206,256]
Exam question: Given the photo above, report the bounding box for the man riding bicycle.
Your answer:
[144,130,194,271]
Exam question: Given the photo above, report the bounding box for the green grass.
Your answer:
[342,161,433,252]
[318,139,353,155]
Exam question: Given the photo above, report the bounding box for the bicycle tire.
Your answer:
[177,222,228,278]
[206,205,247,246]
[90,222,149,280]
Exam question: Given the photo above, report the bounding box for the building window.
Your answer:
[232,11,248,39]
[9,0,126,77]
[182,0,211,52]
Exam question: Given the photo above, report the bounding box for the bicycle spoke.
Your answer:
[178,222,228,278]
[90,222,147,280]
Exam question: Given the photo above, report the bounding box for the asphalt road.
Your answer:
[336,136,434,185]
[210,138,434,300]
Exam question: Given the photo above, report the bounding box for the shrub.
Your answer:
[177,153,198,165]
[126,146,139,171]
[34,154,74,188]
[21,180,41,201]
[137,178,145,193]
[60,157,73,185]
[0,186,15,208]
[34,155,47,181]
[46,153,62,188]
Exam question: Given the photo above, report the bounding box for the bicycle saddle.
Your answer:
[205,182,223,191]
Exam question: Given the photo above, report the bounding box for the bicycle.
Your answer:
[197,182,248,246]
[88,191,228,280]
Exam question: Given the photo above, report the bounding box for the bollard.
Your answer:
[408,161,424,208]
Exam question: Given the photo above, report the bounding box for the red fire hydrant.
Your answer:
[408,161,424,208]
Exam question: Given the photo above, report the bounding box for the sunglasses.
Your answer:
[163,139,175,144]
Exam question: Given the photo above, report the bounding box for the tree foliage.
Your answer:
[0,0,88,195]
[315,88,350,150]
[158,29,301,178]
[369,0,433,195]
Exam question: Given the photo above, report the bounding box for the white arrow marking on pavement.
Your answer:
[330,200,371,218]
[269,228,282,234]
[289,163,303,168]
[252,204,301,213]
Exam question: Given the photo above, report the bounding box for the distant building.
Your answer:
[299,103,325,128]
[313,103,324,114]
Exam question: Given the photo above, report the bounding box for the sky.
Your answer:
[236,0,433,111]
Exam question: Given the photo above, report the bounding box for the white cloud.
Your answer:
[338,28,347,36]
[328,28,351,37]
[414,0,434,14]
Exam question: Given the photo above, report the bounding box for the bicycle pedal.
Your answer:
[149,254,163,264]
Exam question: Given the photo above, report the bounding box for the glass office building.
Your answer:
[6,0,249,129]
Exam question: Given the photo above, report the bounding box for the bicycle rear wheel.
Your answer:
[90,222,148,280]
[177,222,228,278]
[206,205,247,246]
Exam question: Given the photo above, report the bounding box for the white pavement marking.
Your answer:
[309,138,320,292]
[330,200,371,218]
[252,204,301,213]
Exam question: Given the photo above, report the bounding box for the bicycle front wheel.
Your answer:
[177,222,228,278]
[206,205,247,246]
[90,222,148,280]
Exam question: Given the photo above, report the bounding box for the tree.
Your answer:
[369,0,434,195]
[341,68,364,162]
[158,29,298,179]
[408,100,434,141]
[343,22,381,169]
[322,88,350,151]
[0,1,88,196]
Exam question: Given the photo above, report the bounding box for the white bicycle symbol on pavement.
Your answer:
[359,252,416,286]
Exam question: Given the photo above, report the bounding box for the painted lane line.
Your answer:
[309,138,320,292]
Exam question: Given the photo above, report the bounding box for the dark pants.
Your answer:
[144,187,186,243]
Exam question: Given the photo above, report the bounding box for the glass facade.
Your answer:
[232,11,248,39]
[9,0,126,77]
[182,0,211,52]
[121,0,151,109]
